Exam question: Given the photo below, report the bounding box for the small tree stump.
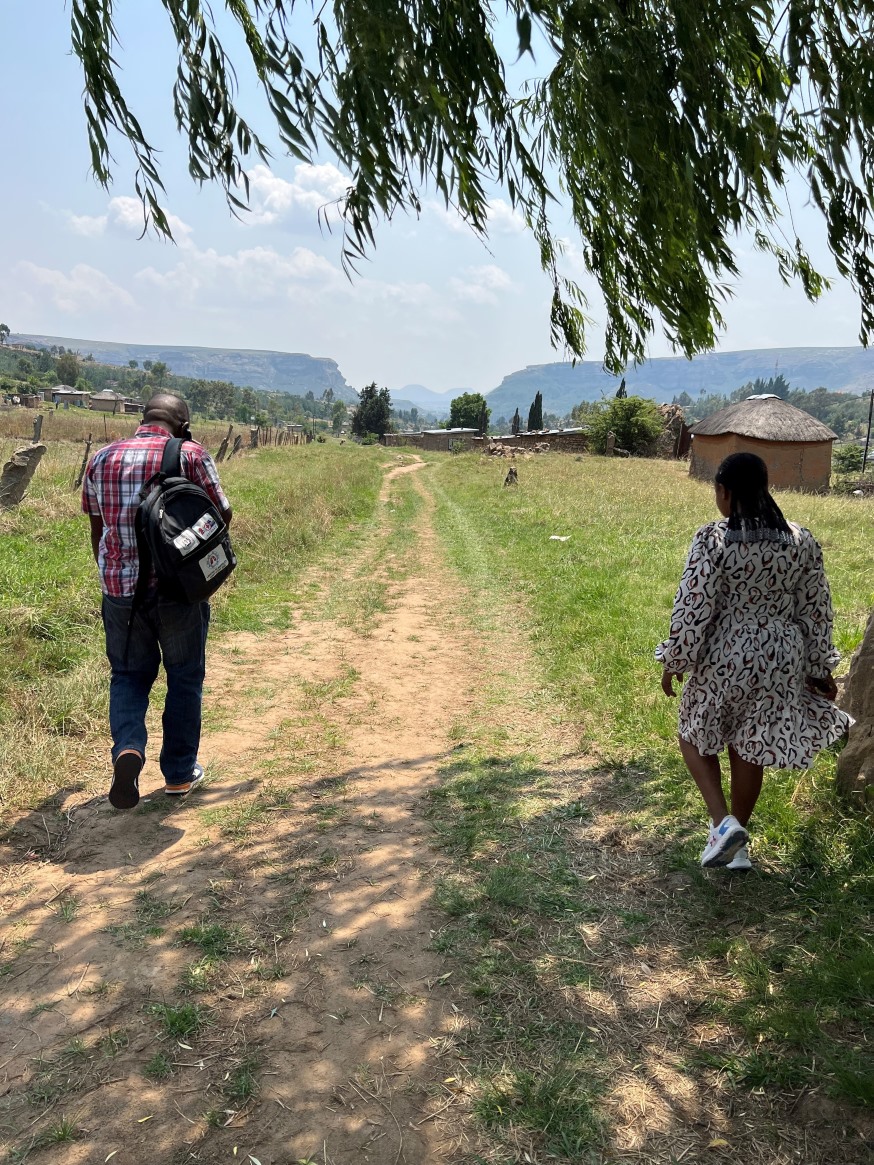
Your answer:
[836,608,874,799]
[0,444,47,510]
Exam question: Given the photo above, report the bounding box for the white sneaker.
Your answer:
[726,845,752,870]
[701,815,749,868]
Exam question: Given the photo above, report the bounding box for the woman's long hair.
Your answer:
[714,452,793,544]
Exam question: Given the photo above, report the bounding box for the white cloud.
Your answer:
[68,212,108,238]
[428,197,527,236]
[449,264,514,305]
[246,163,350,228]
[486,200,527,235]
[68,196,192,241]
[14,261,136,314]
[137,243,344,305]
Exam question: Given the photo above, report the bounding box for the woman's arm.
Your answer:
[794,532,840,684]
[656,525,723,684]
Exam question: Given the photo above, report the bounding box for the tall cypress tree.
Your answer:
[528,391,543,431]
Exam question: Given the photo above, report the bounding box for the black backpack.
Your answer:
[133,437,236,608]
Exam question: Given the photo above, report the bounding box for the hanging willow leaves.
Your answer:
[69,2,874,371]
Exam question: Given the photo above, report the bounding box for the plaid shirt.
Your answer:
[82,424,231,598]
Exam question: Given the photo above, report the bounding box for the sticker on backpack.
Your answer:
[199,544,229,581]
[192,512,219,540]
[173,529,199,556]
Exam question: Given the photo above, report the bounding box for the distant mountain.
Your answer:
[483,347,874,419]
[394,383,474,414]
[13,334,872,419]
[13,333,359,403]
[391,398,443,421]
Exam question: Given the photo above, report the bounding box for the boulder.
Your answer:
[836,609,874,799]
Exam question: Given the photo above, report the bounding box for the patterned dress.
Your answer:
[656,520,853,769]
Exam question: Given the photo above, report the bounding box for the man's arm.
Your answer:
[89,514,104,563]
[183,444,232,525]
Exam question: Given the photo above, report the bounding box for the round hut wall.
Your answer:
[689,432,834,492]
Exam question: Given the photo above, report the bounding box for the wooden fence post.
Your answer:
[215,424,233,463]
[73,432,93,490]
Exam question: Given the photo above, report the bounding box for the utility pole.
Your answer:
[864,388,874,474]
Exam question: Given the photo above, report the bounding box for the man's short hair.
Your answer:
[143,394,190,428]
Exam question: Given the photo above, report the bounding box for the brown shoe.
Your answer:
[109,750,143,810]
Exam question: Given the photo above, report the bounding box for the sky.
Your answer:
[0,3,866,395]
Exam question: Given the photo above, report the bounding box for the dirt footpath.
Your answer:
[0,459,480,1164]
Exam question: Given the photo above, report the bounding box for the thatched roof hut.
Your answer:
[689,395,837,492]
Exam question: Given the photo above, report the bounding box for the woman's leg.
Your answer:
[727,747,764,826]
[679,737,728,823]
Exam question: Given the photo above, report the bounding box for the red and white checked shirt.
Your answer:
[82,424,231,598]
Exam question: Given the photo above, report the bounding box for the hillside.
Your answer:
[12,333,358,403]
[10,334,873,420]
[483,346,874,419]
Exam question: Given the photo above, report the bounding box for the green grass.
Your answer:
[104,889,180,948]
[213,444,385,632]
[147,1002,205,1040]
[425,750,606,1157]
[36,1116,80,1145]
[429,453,873,1114]
[432,456,870,766]
[199,781,295,840]
[224,1055,260,1102]
[177,922,244,958]
[143,1052,173,1080]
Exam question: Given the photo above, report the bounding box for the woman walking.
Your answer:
[657,452,852,868]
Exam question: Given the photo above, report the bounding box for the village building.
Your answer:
[48,385,91,407]
[382,427,480,451]
[88,389,142,415]
[483,428,589,454]
[689,395,837,492]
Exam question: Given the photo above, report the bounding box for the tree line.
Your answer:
[674,376,871,440]
[0,339,351,435]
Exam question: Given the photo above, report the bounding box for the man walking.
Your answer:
[83,394,232,809]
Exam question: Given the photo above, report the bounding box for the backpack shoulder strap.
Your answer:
[139,436,184,502]
[127,438,182,654]
[161,436,184,477]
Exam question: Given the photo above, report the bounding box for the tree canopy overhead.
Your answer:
[71,2,874,371]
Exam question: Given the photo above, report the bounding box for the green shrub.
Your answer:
[833,444,863,475]
[585,396,664,455]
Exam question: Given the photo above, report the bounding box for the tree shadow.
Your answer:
[421,746,874,1162]
[0,750,479,1164]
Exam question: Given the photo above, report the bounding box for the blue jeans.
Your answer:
[102,595,210,786]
